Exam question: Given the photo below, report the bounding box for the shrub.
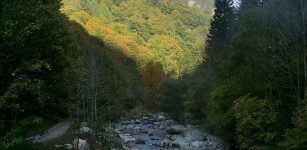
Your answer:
[232,95,278,150]
[280,106,307,150]
[0,127,34,150]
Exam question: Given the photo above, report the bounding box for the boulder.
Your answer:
[167,125,185,134]
[80,127,93,134]
[73,139,90,150]
[140,128,148,133]
[169,134,183,141]
[126,142,136,148]
[64,144,73,150]
[151,136,159,140]
[135,137,145,144]
[157,115,165,121]
[153,121,160,125]
[121,120,130,125]
[172,138,189,148]
[148,132,154,136]
[159,139,172,147]
[147,124,153,128]
[172,142,180,148]
[159,121,173,130]
[152,142,160,146]
[186,125,193,129]
[119,134,136,143]
[159,124,167,130]
[80,122,88,127]
[160,120,175,129]
[202,136,208,141]
[54,143,73,150]
[191,141,204,148]
[134,119,141,124]
[126,125,134,129]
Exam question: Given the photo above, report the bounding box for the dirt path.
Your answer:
[27,118,74,143]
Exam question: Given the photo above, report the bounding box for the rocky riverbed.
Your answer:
[105,113,229,150]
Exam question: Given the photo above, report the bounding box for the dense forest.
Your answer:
[181,0,307,149]
[0,0,306,150]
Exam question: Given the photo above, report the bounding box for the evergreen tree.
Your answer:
[240,0,264,11]
[205,0,235,80]
[176,2,237,144]
[185,0,236,126]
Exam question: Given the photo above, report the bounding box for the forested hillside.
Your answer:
[0,0,213,149]
[161,0,307,149]
[1,0,307,149]
[61,0,212,78]
[0,0,81,149]
[59,0,214,134]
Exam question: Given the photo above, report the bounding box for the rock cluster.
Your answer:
[54,123,93,150]
[73,138,90,150]
[105,113,229,150]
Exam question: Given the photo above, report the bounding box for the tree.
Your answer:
[188,0,235,136]
[156,78,187,121]
[205,0,235,77]
[0,0,80,132]
[281,106,307,149]
[198,0,307,148]
[240,0,264,11]
[198,0,236,103]
[141,61,165,109]
[148,35,184,78]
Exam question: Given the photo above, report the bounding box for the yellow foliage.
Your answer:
[101,26,115,35]
[85,17,104,34]
[115,35,130,53]
[138,46,153,59]
[171,10,181,17]
[70,10,91,25]
[110,23,129,35]
[60,0,210,76]
[99,0,106,4]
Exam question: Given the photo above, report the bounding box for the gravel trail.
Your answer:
[27,118,74,143]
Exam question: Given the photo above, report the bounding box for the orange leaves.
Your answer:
[59,6,66,14]
[101,27,114,35]
[141,61,165,108]
[83,21,154,66]
[138,46,153,59]
[61,0,210,80]
[171,10,181,17]
[115,35,129,53]
[141,61,165,89]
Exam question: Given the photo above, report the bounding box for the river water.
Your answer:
[105,113,229,150]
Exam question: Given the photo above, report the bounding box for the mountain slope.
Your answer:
[61,0,213,78]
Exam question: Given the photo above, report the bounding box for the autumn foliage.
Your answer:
[141,61,165,108]
[61,0,211,75]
